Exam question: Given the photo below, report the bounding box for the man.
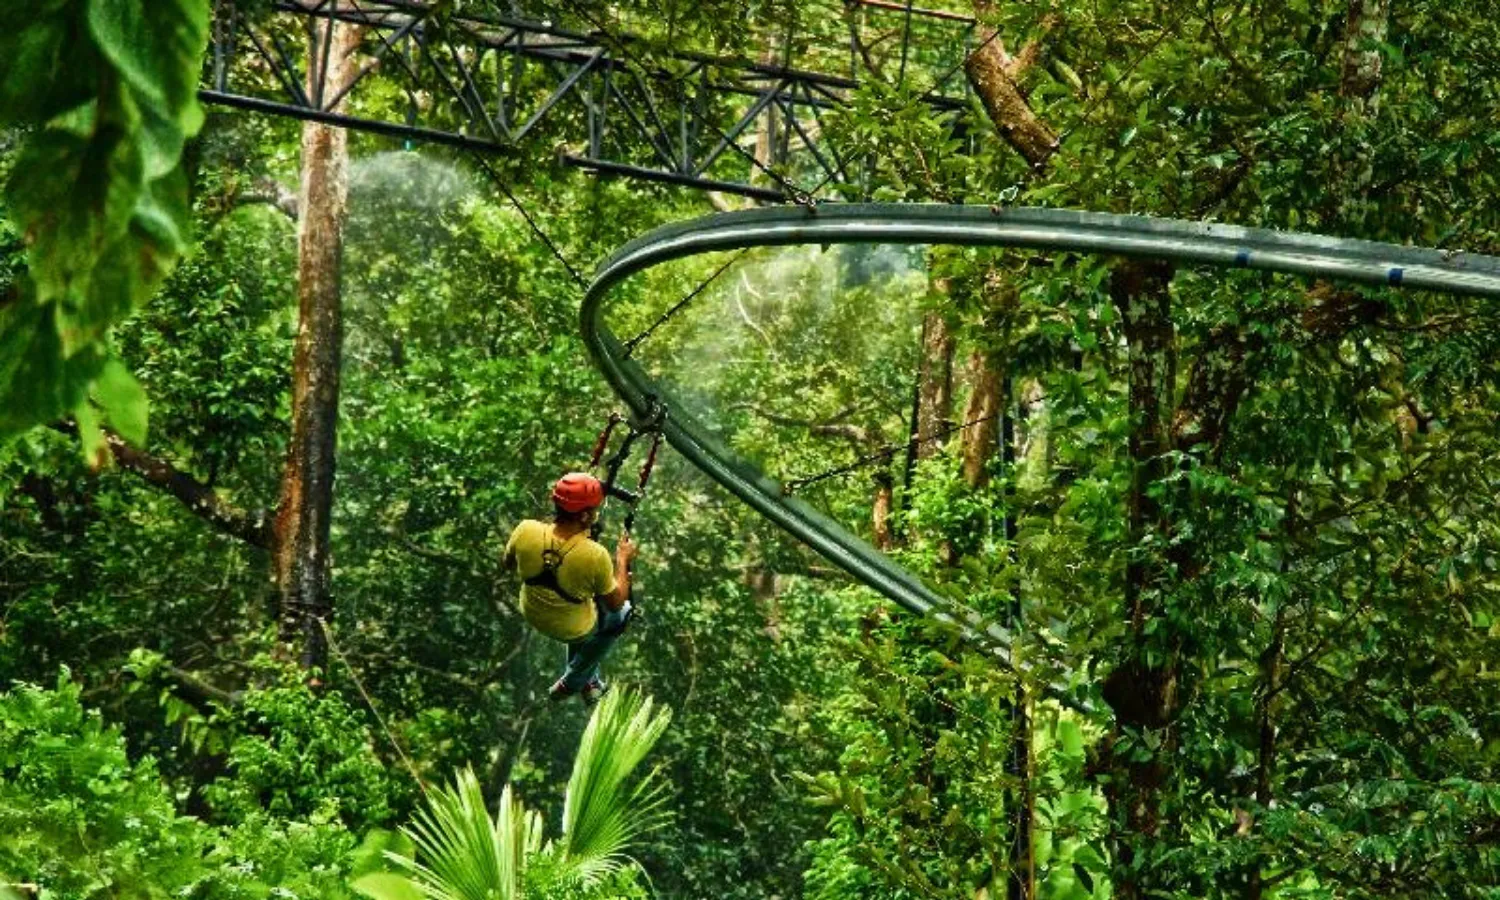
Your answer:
[503,472,637,704]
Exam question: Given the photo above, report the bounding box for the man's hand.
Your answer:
[607,532,637,612]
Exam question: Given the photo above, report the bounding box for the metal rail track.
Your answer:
[581,204,1500,699]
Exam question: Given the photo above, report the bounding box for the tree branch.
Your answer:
[1299,282,1385,339]
[395,537,518,616]
[165,664,243,708]
[731,402,871,447]
[1004,13,1061,81]
[1170,325,1255,460]
[103,431,274,549]
[735,274,776,350]
[235,176,299,221]
[706,191,736,213]
[965,4,1061,168]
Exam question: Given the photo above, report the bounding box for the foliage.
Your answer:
[0,672,207,900]
[353,689,669,900]
[0,0,209,451]
[0,671,398,900]
[200,675,409,833]
[5,2,1500,898]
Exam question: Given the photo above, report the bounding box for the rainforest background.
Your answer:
[2,1,1499,898]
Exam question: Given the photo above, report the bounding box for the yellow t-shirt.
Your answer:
[505,519,616,642]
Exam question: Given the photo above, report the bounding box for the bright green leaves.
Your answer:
[351,872,425,900]
[356,693,669,900]
[0,673,211,898]
[0,0,209,452]
[0,298,108,444]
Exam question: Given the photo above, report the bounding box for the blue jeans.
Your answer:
[560,599,632,691]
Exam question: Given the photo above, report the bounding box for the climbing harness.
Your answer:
[523,530,589,604]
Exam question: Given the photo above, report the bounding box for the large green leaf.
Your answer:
[351,873,425,900]
[86,0,209,126]
[350,829,417,878]
[0,299,102,436]
[0,0,97,123]
[93,355,148,446]
[559,688,673,883]
[6,115,145,351]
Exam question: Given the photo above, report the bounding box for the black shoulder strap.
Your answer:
[523,531,589,604]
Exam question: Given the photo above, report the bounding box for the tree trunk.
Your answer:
[964,6,1059,170]
[960,349,1003,488]
[1003,380,1034,900]
[754,40,782,185]
[1339,0,1390,106]
[1329,0,1389,224]
[1243,604,1286,900]
[1007,693,1035,900]
[872,471,895,551]
[273,18,359,672]
[748,567,782,641]
[1099,259,1179,900]
[915,310,955,459]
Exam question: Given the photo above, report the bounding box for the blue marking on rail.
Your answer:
[1233,249,1251,268]
[1388,267,1404,285]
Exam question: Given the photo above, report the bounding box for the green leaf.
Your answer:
[1073,861,1095,893]
[73,398,107,469]
[0,1,98,123]
[0,298,103,439]
[132,164,191,262]
[93,355,147,445]
[350,829,416,877]
[350,874,425,900]
[1057,719,1085,758]
[1054,59,1083,92]
[86,0,209,122]
[7,123,146,350]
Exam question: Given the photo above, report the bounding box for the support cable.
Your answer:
[316,616,430,795]
[621,248,750,357]
[469,154,588,288]
[783,409,1006,494]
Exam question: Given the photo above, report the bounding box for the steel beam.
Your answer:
[202,0,974,199]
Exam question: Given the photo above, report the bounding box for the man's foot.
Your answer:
[580,679,610,706]
[549,678,577,702]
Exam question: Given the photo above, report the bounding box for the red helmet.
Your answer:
[552,472,604,513]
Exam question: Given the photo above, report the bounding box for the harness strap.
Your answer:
[522,531,589,605]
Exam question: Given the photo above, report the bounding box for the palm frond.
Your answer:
[354,693,674,900]
[559,687,674,882]
[388,767,526,900]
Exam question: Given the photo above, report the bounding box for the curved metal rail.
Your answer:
[581,204,1500,682]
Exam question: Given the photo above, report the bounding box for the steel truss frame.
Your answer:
[202,0,976,201]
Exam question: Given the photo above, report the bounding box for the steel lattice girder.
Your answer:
[201,0,977,201]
